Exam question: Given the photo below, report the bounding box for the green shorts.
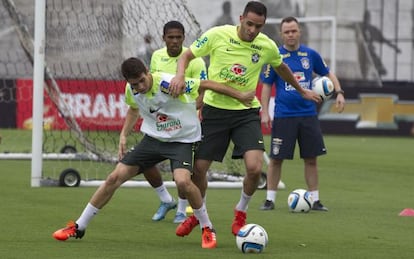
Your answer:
[195,105,265,162]
[120,135,194,173]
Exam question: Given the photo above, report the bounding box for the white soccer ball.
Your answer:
[312,76,334,101]
[236,223,269,253]
[287,188,314,213]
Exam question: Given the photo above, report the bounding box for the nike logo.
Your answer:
[258,140,264,144]
[182,162,191,166]
[226,48,234,52]
[149,107,161,113]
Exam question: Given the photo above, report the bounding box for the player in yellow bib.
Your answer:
[170,1,321,237]
[143,21,208,224]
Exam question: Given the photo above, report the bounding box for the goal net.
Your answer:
[1,0,204,185]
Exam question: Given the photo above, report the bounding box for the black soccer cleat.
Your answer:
[260,200,275,210]
[312,200,328,211]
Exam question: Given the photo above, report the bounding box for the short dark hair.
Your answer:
[163,20,185,36]
[121,57,146,80]
[280,16,299,30]
[243,1,267,19]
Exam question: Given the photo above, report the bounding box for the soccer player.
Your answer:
[145,21,208,224]
[169,1,321,237]
[259,16,345,211]
[52,57,255,248]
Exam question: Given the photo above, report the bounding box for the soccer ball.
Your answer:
[287,188,314,213]
[236,224,268,253]
[312,76,334,101]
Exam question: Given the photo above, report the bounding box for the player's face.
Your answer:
[280,21,301,50]
[127,72,152,94]
[238,12,265,42]
[163,28,184,57]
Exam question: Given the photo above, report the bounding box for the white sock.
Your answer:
[154,185,173,203]
[176,198,188,215]
[193,203,212,229]
[76,203,99,230]
[309,190,319,201]
[266,190,277,202]
[235,191,251,212]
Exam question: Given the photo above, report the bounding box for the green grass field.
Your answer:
[1,132,414,258]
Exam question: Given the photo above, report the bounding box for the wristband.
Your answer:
[335,89,345,95]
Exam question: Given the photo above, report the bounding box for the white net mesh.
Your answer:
[1,0,202,181]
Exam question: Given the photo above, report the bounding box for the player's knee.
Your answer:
[175,178,191,194]
[105,172,121,187]
[245,164,263,175]
[245,170,262,182]
[304,158,317,166]
[270,158,283,167]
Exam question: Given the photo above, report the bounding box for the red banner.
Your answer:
[16,79,143,131]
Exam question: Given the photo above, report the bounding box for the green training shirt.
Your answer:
[190,25,282,110]
[150,46,207,80]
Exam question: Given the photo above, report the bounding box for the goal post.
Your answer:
[32,0,46,187]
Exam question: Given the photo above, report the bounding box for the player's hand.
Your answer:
[261,110,272,129]
[169,75,186,98]
[302,89,322,103]
[238,90,256,107]
[118,135,128,160]
[196,90,205,110]
[335,94,345,113]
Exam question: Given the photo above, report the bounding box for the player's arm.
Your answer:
[118,107,140,160]
[191,58,208,109]
[274,63,321,103]
[200,80,255,107]
[326,72,342,95]
[326,72,345,113]
[170,49,196,97]
[260,82,272,129]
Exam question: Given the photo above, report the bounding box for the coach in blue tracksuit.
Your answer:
[259,16,345,211]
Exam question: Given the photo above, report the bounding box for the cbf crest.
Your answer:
[301,57,310,70]
[271,138,283,156]
[251,53,260,63]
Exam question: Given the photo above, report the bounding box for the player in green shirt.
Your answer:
[170,1,321,237]
[143,21,208,224]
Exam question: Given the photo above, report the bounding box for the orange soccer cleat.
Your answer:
[231,209,246,236]
[201,226,217,249]
[176,214,199,237]
[52,221,85,241]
